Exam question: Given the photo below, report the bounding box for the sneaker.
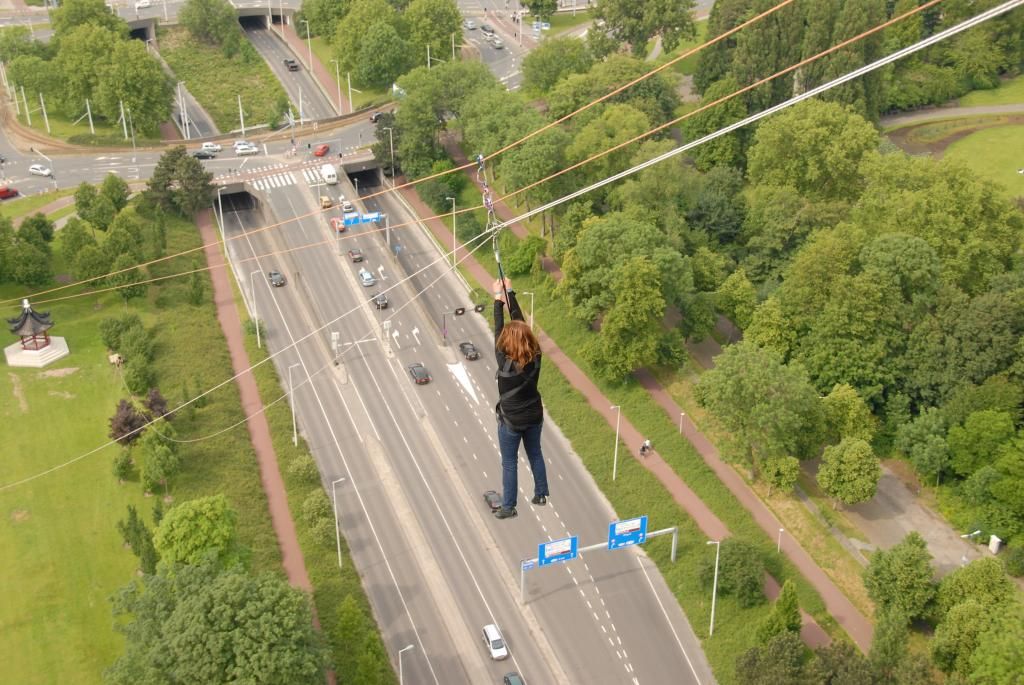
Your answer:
[531,495,547,506]
[494,507,518,519]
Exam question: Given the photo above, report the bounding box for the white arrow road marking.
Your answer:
[377,264,387,279]
[411,326,420,346]
[448,363,480,405]
[391,328,401,349]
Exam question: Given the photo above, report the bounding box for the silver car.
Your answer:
[358,268,376,287]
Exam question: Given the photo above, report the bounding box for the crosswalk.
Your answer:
[218,163,332,191]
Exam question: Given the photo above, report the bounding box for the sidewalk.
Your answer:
[395,182,835,650]
[278,24,348,115]
[195,209,313,593]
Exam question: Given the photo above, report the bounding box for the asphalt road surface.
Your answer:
[243,23,337,122]
[212,162,715,683]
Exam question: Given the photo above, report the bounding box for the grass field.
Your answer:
[0,189,75,221]
[160,27,290,132]
[0,205,279,684]
[12,109,154,147]
[960,74,1024,106]
[662,19,708,76]
[944,124,1024,196]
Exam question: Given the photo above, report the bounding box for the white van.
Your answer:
[482,624,508,660]
[200,142,222,153]
[320,163,338,185]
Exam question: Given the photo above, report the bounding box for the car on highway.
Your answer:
[233,140,254,151]
[28,164,52,177]
[371,292,388,309]
[480,23,495,36]
[503,673,525,685]
[236,144,259,156]
[407,363,431,385]
[319,195,333,209]
[313,143,330,157]
[458,342,480,360]
[329,217,346,232]
[267,270,286,287]
[482,624,508,660]
[283,58,299,71]
[483,490,501,511]
[463,18,477,30]
[0,186,18,200]
[491,37,505,49]
[347,248,364,262]
[341,199,354,212]
[358,268,376,287]
[201,142,222,153]
[134,0,151,8]
[369,111,382,123]
[192,149,216,160]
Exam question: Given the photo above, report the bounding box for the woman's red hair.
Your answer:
[497,320,540,368]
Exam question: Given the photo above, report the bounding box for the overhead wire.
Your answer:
[28,0,942,307]
[4,0,1017,491]
[6,0,798,305]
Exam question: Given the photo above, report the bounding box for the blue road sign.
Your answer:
[532,20,542,29]
[608,516,648,550]
[342,212,360,226]
[538,536,578,567]
[521,559,536,571]
[361,211,382,223]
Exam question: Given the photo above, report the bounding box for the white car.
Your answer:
[134,0,151,8]
[482,624,508,660]
[28,164,51,177]
[341,199,354,212]
[201,142,222,153]
[236,145,260,156]
[233,140,254,150]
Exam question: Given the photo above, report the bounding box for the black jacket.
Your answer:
[494,291,543,429]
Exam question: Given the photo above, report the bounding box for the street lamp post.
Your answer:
[777,528,784,554]
[446,196,456,266]
[679,411,685,433]
[521,291,535,331]
[611,405,621,481]
[248,270,261,349]
[707,540,721,636]
[288,363,301,446]
[398,644,415,685]
[332,476,346,569]
[300,19,313,71]
[329,59,342,114]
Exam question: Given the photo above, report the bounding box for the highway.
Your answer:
[214,158,715,683]
[242,22,337,122]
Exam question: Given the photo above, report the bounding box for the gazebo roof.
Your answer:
[7,299,53,337]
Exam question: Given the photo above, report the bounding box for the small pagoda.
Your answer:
[4,299,69,368]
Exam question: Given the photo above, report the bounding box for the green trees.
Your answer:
[698,538,765,608]
[863,532,935,622]
[355,21,409,89]
[735,632,806,685]
[107,560,326,685]
[756,579,801,642]
[522,37,593,93]
[147,146,214,216]
[747,100,879,202]
[404,0,461,65]
[179,0,240,51]
[522,0,557,21]
[152,494,240,567]
[51,0,127,42]
[817,438,881,507]
[333,0,398,76]
[594,0,696,57]
[94,39,172,134]
[696,342,824,474]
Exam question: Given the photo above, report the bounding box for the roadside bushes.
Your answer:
[100,313,155,395]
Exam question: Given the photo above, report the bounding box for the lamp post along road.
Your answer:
[398,644,415,685]
[521,291,535,331]
[611,405,621,481]
[707,540,721,636]
[248,270,261,349]
[383,127,395,182]
[288,363,301,446]
[777,528,784,554]
[332,477,346,568]
[330,59,342,114]
[300,20,313,71]
[446,196,456,266]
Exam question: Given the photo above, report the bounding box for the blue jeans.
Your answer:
[497,421,549,509]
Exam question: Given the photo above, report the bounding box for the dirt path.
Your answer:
[195,209,312,590]
[395,181,840,650]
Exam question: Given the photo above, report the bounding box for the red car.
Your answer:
[0,186,18,200]
[313,144,330,157]
[330,217,345,232]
